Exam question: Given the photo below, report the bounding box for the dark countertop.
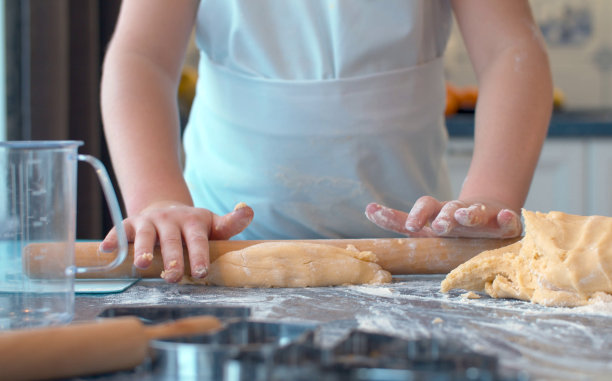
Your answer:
[73,276,612,380]
[446,109,612,138]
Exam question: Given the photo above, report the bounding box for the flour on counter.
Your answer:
[548,296,612,316]
[76,274,612,380]
[347,285,395,297]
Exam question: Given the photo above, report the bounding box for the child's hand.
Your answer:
[365,197,521,238]
[99,202,254,283]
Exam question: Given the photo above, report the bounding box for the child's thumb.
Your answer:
[209,202,254,240]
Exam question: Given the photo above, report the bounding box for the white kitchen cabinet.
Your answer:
[444,139,474,198]
[586,139,612,216]
[446,138,587,215]
[526,139,586,215]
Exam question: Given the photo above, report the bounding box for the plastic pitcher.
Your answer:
[0,141,128,329]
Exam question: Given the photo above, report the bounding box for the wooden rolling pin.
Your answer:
[0,315,222,381]
[24,237,519,278]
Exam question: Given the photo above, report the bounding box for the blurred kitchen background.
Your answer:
[0,0,610,239]
[446,0,612,109]
[444,0,612,220]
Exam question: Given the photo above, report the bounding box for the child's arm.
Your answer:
[101,0,253,282]
[367,0,552,238]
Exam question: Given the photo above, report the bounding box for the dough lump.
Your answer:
[441,210,612,307]
[203,242,392,288]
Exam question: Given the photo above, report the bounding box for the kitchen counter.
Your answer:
[73,275,612,380]
[446,109,612,138]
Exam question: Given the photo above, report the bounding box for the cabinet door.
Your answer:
[527,140,585,215]
[446,139,586,214]
[587,140,612,216]
[445,139,474,198]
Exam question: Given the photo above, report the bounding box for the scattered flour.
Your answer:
[83,275,612,380]
[347,285,395,297]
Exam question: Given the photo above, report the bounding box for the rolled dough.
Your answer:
[201,242,392,288]
[441,210,612,307]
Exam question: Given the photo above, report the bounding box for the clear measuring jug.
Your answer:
[0,141,128,329]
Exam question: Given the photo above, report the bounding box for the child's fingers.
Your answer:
[431,201,465,235]
[99,220,135,253]
[454,203,489,227]
[365,202,410,234]
[181,221,210,279]
[406,196,444,232]
[497,209,522,238]
[365,203,433,237]
[155,222,185,283]
[209,202,254,240]
[132,220,157,269]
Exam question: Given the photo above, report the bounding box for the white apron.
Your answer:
[183,0,453,239]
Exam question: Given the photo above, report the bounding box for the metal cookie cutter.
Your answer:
[223,331,324,381]
[149,320,317,380]
[328,330,504,381]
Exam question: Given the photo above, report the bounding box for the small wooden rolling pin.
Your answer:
[24,237,519,278]
[0,315,222,381]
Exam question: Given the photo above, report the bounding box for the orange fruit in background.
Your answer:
[445,83,478,115]
[446,83,563,114]
[178,66,198,107]
[456,86,478,110]
[553,87,565,110]
[445,83,460,116]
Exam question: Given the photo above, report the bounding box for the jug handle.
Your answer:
[75,154,128,274]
